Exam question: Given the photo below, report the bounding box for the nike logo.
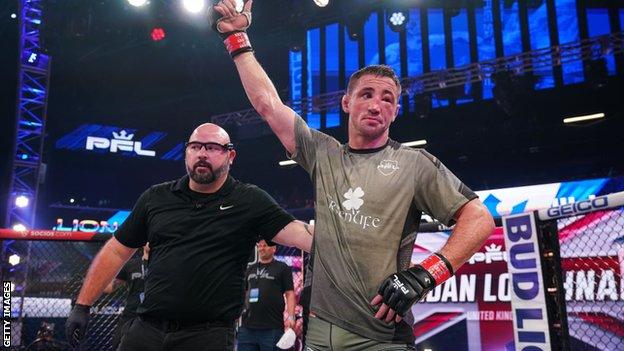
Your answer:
[219,204,234,210]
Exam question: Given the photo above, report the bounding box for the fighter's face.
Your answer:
[343,75,400,141]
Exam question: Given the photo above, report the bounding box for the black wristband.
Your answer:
[435,253,454,276]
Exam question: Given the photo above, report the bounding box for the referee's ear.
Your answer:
[228,149,237,166]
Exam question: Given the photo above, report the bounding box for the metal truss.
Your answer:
[5,0,51,230]
[212,32,623,128]
[2,0,51,299]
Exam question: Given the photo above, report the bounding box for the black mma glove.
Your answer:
[377,253,454,317]
[209,0,253,58]
[65,304,91,347]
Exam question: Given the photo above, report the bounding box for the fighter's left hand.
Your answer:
[370,266,436,323]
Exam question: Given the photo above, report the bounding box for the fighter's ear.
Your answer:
[342,94,350,114]
[393,104,400,122]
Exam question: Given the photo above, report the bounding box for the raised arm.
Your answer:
[233,53,297,154]
[213,0,297,154]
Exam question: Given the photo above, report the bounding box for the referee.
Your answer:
[66,123,313,351]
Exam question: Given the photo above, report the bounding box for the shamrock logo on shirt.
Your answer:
[342,187,364,211]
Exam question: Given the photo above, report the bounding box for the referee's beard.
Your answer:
[186,158,229,185]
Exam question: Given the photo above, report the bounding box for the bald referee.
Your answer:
[66,123,313,351]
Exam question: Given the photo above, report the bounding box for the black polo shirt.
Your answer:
[115,256,145,319]
[114,175,295,323]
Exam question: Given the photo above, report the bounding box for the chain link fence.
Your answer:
[3,239,127,351]
[1,239,307,351]
[556,207,624,350]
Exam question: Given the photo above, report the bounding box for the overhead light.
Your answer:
[563,113,605,124]
[279,160,297,166]
[12,224,26,231]
[8,254,20,266]
[387,10,409,32]
[389,12,406,26]
[402,140,427,147]
[11,13,17,19]
[15,195,30,208]
[150,27,166,41]
[313,0,329,7]
[182,0,205,14]
[127,0,148,7]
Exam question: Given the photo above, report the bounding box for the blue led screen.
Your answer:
[289,50,303,115]
[475,2,495,99]
[345,26,359,78]
[406,9,423,77]
[307,28,321,129]
[587,8,616,75]
[501,1,522,56]
[326,23,340,128]
[364,12,379,65]
[428,8,448,107]
[289,2,623,129]
[528,1,554,89]
[557,0,583,85]
[452,9,472,103]
[384,14,401,77]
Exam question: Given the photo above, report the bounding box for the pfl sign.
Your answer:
[86,130,156,157]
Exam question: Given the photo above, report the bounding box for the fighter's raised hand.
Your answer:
[212,0,252,34]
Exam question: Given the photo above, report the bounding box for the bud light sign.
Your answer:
[502,213,551,351]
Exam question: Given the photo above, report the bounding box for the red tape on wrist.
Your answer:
[223,32,251,57]
[420,253,453,284]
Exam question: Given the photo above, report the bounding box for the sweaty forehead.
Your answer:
[354,75,399,95]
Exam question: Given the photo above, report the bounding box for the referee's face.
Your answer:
[185,124,236,185]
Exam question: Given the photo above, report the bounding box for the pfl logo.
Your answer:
[86,130,156,157]
[392,275,410,294]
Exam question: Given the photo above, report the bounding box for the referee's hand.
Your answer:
[65,304,91,347]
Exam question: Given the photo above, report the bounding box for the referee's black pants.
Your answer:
[118,316,235,351]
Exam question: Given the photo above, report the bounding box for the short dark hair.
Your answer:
[346,65,402,97]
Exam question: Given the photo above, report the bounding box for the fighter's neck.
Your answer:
[348,134,389,150]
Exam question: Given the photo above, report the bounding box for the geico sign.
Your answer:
[546,197,608,218]
[86,130,155,157]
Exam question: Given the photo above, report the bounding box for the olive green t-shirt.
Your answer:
[291,115,477,343]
